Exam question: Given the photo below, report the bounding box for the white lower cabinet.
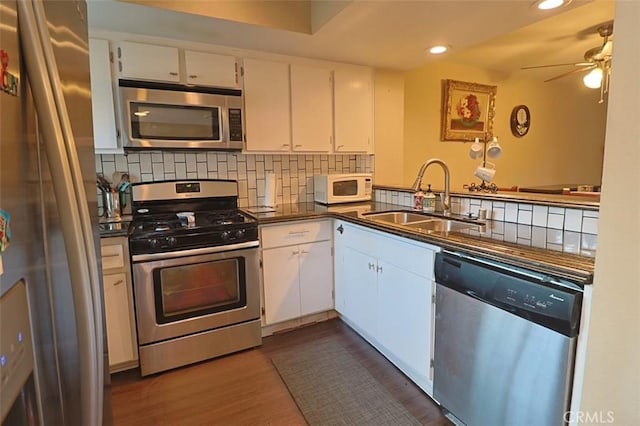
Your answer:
[334,219,438,396]
[100,237,138,372]
[261,220,333,325]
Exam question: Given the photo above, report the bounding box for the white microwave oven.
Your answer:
[118,79,244,151]
[314,173,373,205]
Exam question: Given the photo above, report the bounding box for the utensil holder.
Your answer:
[103,191,121,219]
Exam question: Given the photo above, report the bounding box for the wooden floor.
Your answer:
[110,319,449,425]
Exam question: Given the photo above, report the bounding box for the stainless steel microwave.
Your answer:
[118,79,244,151]
[314,173,373,204]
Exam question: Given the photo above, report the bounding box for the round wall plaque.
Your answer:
[510,105,530,137]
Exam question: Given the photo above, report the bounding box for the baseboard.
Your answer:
[261,310,338,337]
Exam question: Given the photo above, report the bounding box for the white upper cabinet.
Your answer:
[184,50,238,88]
[89,38,120,154]
[243,58,292,152]
[118,41,180,82]
[290,65,333,152]
[333,66,373,153]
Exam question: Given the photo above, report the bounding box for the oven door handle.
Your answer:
[131,240,260,262]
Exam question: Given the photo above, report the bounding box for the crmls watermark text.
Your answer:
[564,410,615,424]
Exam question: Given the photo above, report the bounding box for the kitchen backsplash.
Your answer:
[374,188,598,257]
[96,152,374,211]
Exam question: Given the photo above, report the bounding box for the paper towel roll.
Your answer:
[264,173,277,207]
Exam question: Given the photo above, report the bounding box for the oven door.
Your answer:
[132,243,260,345]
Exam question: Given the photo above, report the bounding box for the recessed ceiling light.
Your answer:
[534,0,570,10]
[428,45,448,55]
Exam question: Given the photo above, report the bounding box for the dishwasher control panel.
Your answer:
[434,251,583,336]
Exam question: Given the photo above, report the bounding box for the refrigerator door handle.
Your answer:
[17,1,102,425]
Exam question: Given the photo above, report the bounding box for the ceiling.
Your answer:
[87,0,616,82]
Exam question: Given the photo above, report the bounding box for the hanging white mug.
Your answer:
[475,162,496,182]
[487,137,502,159]
[469,138,483,159]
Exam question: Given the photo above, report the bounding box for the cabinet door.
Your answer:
[290,65,332,152]
[103,272,136,367]
[340,246,377,338]
[299,240,333,316]
[118,41,179,82]
[333,66,373,153]
[377,259,432,392]
[185,50,238,88]
[89,39,119,154]
[262,246,301,324]
[243,58,291,152]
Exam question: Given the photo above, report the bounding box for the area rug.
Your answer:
[270,338,421,426]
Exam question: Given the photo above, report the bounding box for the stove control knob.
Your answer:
[167,236,178,247]
[235,229,246,239]
[221,231,231,241]
[148,239,159,249]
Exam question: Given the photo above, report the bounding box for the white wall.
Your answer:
[578,1,640,423]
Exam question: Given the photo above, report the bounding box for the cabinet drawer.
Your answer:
[261,220,331,249]
[101,244,124,270]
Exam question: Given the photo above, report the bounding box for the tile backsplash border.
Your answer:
[96,152,374,212]
[374,188,598,257]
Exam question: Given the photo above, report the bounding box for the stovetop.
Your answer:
[129,209,258,255]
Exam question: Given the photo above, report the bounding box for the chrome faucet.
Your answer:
[411,158,451,216]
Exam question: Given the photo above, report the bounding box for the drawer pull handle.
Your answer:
[169,71,178,76]
[113,279,124,286]
[288,230,309,235]
[188,74,198,79]
[300,250,308,254]
[103,253,121,258]
[292,251,300,255]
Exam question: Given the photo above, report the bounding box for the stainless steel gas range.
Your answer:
[128,180,261,376]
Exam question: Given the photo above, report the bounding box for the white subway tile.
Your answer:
[173,152,185,162]
[505,202,518,223]
[490,221,504,235]
[127,164,141,182]
[532,205,548,227]
[582,217,599,235]
[546,229,563,244]
[564,209,583,232]
[581,234,598,252]
[518,203,533,211]
[141,173,153,182]
[247,155,256,171]
[492,207,505,222]
[152,163,164,180]
[196,152,207,162]
[126,152,139,163]
[175,163,187,179]
[492,201,505,208]
[140,153,152,173]
[185,153,197,172]
[563,231,581,254]
[517,210,532,225]
[549,207,565,215]
[583,210,599,218]
[115,155,128,171]
[531,227,547,249]
[197,162,208,178]
[152,152,163,163]
[547,213,564,230]
[504,225,517,243]
[163,153,175,173]
[517,224,532,239]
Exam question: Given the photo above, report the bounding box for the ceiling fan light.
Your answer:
[583,68,603,89]
[428,45,448,55]
[535,0,568,10]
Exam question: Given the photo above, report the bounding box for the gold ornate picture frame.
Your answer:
[441,79,497,141]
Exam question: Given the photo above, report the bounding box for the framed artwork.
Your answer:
[441,79,497,142]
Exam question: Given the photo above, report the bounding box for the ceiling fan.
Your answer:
[522,22,613,103]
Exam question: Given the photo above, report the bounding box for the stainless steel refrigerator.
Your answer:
[0,0,110,424]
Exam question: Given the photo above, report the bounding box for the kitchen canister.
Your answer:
[264,173,277,207]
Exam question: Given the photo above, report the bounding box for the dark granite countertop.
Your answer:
[99,215,132,238]
[246,202,595,285]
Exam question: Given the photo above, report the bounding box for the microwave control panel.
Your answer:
[228,108,243,142]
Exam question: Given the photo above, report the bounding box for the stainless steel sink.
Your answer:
[362,210,480,233]
[404,219,479,233]
[361,211,432,225]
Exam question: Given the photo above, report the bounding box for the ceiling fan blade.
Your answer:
[544,64,596,83]
[521,62,594,70]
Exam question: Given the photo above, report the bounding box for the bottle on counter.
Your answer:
[423,184,436,213]
[413,188,425,210]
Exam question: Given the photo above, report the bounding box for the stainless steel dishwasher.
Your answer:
[433,251,583,426]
